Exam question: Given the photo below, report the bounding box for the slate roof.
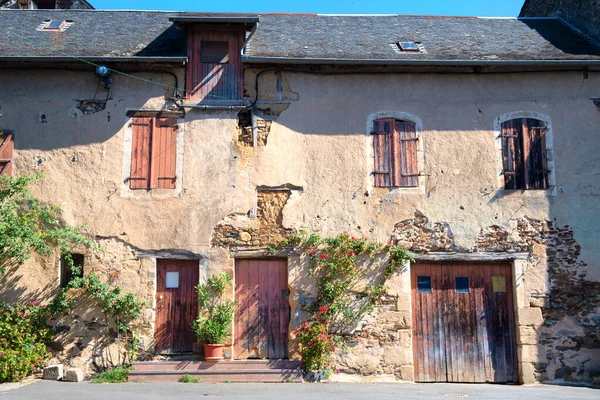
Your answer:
[0,10,186,60]
[1,10,600,64]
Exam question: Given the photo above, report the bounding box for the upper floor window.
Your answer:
[128,117,178,190]
[501,118,549,190]
[186,30,244,101]
[0,131,14,176]
[371,118,419,187]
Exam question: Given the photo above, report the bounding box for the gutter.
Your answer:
[242,56,600,67]
[0,56,188,63]
[169,16,259,24]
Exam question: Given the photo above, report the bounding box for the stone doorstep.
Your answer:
[128,369,303,383]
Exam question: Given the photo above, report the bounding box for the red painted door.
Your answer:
[411,262,517,383]
[155,259,199,353]
[234,259,290,359]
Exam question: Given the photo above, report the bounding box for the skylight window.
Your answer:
[397,41,420,52]
[38,20,73,32]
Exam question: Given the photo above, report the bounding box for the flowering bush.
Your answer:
[0,302,53,382]
[293,320,340,374]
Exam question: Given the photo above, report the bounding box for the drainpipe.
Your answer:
[251,110,259,147]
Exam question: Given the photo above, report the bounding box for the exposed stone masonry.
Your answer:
[389,210,456,252]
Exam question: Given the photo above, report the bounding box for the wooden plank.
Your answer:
[412,252,529,262]
[234,261,250,359]
[390,119,402,187]
[130,118,152,189]
[0,133,14,176]
[246,260,260,358]
[267,261,279,358]
[154,118,177,189]
[278,260,289,359]
[257,260,269,358]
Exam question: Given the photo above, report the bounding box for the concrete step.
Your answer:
[130,360,303,383]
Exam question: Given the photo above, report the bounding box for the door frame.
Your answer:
[232,256,291,360]
[399,254,533,384]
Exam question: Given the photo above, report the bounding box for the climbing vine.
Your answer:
[270,231,412,373]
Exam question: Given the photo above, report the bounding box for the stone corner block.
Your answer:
[399,365,415,381]
[42,364,64,381]
[519,362,537,385]
[65,369,84,382]
[517,308,543,327]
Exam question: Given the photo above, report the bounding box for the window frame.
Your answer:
[366,111,425,194]
[494,111,556,197]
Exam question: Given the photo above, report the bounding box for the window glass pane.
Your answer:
[493,276,507,293]
[166,271,179,289]
[417,276,432,293]
[201,41,229,63]
[455,277,469,293]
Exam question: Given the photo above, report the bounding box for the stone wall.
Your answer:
[0,0,93,9]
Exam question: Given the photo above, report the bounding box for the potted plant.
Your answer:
[191,272,236,362]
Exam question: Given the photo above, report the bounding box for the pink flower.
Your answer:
[321,254,327,260]
[307,341,313,345]
[303,321,308,326]
[350,252,355,257]
[319,306,328,313]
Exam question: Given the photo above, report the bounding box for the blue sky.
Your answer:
[92,0,526,17]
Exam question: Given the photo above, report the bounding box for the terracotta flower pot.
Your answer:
[203,344,225,362]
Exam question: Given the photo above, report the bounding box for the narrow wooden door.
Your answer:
[234,259,290,359]
[411,262,517,383]
[155,259,199,354]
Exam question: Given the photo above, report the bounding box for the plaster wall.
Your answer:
[0,68,599,383]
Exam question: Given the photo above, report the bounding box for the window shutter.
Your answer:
[152,118,178,189]
[394,120,418,187]
[372,119,392,187]
[523,118,548,190]
[0,132,14,176]
[501,119,524,190]
[129,118,152,189]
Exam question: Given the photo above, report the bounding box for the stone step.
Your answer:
[132,360,301,372]
[129,368,303,383]
[130,360,303,383]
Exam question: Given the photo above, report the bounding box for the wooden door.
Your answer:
[411,262,517,383]
[234,259,290,359]
[155,259,199,354]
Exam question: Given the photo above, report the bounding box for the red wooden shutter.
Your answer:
[501,119,524,190]
[129,118,152,189]
[152,118,178,189]
[523,118,548,190]
[395,120,418,187]
[372,118,392,187]
[0,132,14,176]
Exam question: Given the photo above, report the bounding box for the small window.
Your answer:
[165,272,179,289]
[397,41,420,52]
[129,117,178,190]
[42,20,66,30]
[455,277,469,294]
[417,276,432,293]
[60,254,84,288]
[372,118,419,188]
[0,132,14,177]
[493,276,507,293]
[201,41,230,64]
[501,118,549,190]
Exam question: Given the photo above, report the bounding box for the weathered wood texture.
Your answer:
[0,132,14,176]
[373,118,418,187]
[186,30,244,101]
[411,262,517,383]
[502,118,548,190]
[235,259,289,360]
[130,117,178,190]
[155,259,199,354]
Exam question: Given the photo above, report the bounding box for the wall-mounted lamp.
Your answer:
[95,65,113,89]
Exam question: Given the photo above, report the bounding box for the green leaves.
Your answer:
[0,173,95,275]
[192,273,236,344]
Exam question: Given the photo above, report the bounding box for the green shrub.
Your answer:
[0,302,53,383]
[90,366,131,383]
[178,374,200,383]
[191,273,236,344]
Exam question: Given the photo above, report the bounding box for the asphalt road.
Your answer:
[1,381,598,400]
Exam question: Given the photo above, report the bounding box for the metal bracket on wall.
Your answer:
[591,98,600,110]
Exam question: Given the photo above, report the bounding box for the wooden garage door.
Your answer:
[155,259,199,354]
[234,259,290,359]
[411,262,517,383]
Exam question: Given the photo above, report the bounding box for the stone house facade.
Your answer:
[0,7,599,386]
